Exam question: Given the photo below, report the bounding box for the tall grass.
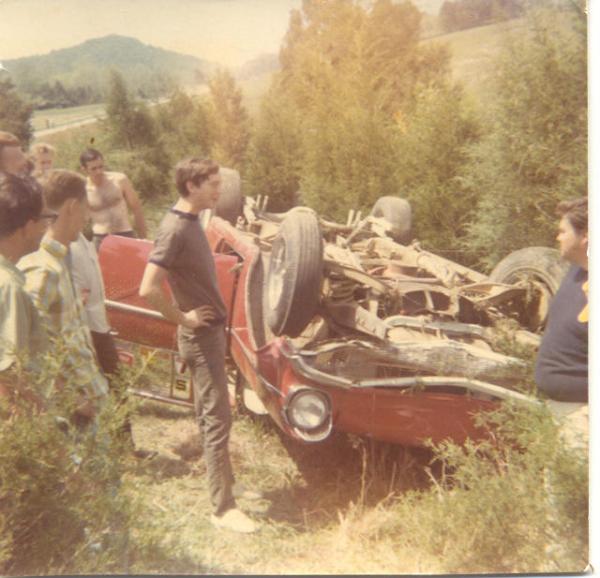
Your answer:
[326,402,588,574]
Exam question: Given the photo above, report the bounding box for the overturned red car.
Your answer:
[99,198,567,447]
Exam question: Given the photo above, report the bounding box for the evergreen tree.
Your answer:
[263,0,459,222]
[105,70,157,150]
[104,70,137,149]
[206,69,251,170]
[463,1,587,269]
[0,78,33,145]
[155,89,213,160]
[103,70,170,199]
[394,83,480,256]
[244,85,302,211]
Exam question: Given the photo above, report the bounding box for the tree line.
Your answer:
[0,0,586,270]
[439,0,525,33]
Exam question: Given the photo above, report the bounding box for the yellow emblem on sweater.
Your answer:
[578,280,589,323]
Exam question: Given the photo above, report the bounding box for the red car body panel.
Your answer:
[99,218,499,447]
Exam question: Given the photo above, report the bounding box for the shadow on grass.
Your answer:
[133,398,194,420]
[127,453,192,480]
[129,546,221,575]
[171,431,204,461]
[262,428,435,530]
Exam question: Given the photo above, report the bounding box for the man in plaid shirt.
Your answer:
[18,170,108,425]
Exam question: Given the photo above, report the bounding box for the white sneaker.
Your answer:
[211,508,258,533]
[232,483,263,501]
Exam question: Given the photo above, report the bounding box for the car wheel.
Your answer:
[266,207,324,337]
[370,196,412,244]
[215,167,243,225]
[490,246,569,332]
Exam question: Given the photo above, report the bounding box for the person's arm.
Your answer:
[139,262,215,329]
[0,286,46,411]
[121,176,148,239]
[22,267,59,335]
[69,238,93,306]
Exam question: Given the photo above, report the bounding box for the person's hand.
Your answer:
[80,288,91,305]
[181,305,216,329]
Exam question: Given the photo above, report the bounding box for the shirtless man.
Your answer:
[79,148,147,249]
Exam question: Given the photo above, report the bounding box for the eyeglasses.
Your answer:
[38,211,59,223]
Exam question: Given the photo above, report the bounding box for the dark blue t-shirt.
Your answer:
[535,265,588,402]
[148,209,227,325]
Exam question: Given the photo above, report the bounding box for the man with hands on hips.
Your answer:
[139,158,258,534]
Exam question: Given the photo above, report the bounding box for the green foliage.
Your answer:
[39,124,111,172]
[0,343,142,575]
[105,147,172,201]
[394,83,480,255]
[102,71,171,200]
[31,80,101,110]
[154,89,214,161]
[244,85,302,211]
[255,0,475,224]
[300,98,404,220]
[6,35,207,108]
[0,78,33,145]
[206,69,252,170]
[380,402,588,573]
[105,70,157,150]
[463,1,587,269]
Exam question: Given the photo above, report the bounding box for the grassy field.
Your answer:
[118,374,586,574]
[423,18,526,98]
[31,103,106,132]
[124,390,442,574]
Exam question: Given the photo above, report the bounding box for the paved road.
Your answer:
[33,97,170,138]
[34,114,105,138]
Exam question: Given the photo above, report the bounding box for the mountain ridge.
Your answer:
[4,35,219,105]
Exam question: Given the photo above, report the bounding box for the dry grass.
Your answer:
[123,388,440,574]
[423,18,527,99]
[119,378,587,575]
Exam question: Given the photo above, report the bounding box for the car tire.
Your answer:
[215,167,243,225]
[266,207,324,337]
[490,246,569,331]
[370,196,412,244]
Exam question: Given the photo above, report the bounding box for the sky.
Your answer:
[0,0,302,67]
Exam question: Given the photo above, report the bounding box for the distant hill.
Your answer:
[236,53,279,82]
[4,35,218,107]
[412,0,446,15]
[423,18,525,98]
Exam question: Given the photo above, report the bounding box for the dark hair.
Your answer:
[43,170,87,210]
[0,131,21,169]
[556,197,587,234]
[79,148,103,167]
[0,173,43,239]
[174,158,219,197]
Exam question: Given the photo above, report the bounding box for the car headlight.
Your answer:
[286,389,330,431]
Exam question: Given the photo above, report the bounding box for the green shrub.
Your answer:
[381,402,588,573]
[104,146,172,201]
[0,343,144,575]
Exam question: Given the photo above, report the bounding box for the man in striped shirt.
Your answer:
[18,170,108,425]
